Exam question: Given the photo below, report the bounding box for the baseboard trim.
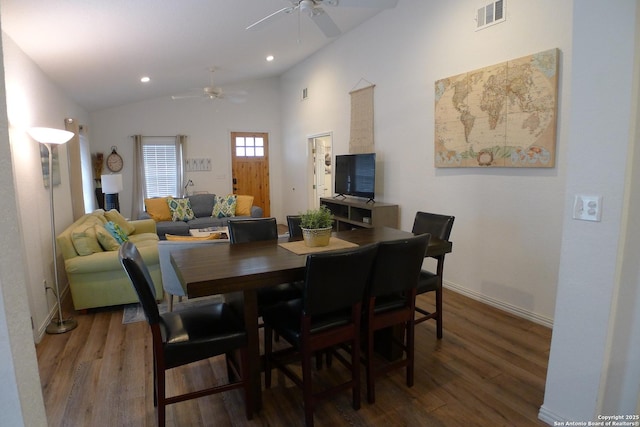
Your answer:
[538,404,564,425]
[444,281,554,329]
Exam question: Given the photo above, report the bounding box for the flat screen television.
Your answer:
[334,153,376,201]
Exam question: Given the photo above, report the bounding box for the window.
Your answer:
[234,135,265,157]
[142,137,182,198]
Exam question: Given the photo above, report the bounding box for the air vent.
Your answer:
[476,0,505,31]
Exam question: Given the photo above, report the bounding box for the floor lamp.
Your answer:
[28,127,77,334]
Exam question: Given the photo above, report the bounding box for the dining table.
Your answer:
[170,226,452,411]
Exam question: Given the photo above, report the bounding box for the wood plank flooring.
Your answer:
[36,289,551,426]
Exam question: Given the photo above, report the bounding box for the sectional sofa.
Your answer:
[140,193,263,239]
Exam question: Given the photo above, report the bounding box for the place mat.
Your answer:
[279,237,358,255]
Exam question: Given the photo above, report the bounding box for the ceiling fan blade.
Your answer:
[171,94,204,100]
[246,6,294,31]
[326,0,398,8]
[309,8,341,37]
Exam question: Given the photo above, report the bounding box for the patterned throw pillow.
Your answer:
[104,221,129,244]
[167,198,195,221]
[212,195,237,218]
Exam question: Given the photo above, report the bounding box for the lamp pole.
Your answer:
[28,127,77,334]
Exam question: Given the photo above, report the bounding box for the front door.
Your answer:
[231,132,270,217]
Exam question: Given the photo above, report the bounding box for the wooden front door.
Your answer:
[231,132,270,217]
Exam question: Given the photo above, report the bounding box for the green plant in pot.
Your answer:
[299,205,334,247]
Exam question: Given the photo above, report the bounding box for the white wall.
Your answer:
[89,77,283,220]
[279,0,572,325]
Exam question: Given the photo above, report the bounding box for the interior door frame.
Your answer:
[307,132,333,209]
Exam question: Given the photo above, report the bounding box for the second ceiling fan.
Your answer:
[171,67,247,103]
[246,0,398,38]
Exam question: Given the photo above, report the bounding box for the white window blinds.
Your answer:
[142,137,181,198]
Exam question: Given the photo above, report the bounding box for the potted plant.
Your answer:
[299,205,334,247]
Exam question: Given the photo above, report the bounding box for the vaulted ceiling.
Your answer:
[1,0,396,112]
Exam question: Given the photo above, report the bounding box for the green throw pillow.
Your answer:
[104,209,135,235]
[212,195,237,218]
[95,225,121,251]
[104,221,129,244]
[167,198,195,221]
[71,223,103,256]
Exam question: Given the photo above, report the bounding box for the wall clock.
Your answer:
[106,146,123,172]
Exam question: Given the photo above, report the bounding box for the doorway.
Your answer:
[308,133,332,209]
[231,132,270,216]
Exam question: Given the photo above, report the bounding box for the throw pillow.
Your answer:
[235,195,254,216]
[212,195,237,218]
[104,221,129,244]
[167,198,195,221]
[165,233,222,241]
[104,209,135,235]
[71,223,103,256]
[144,197,172,222]
[95,225,121,251]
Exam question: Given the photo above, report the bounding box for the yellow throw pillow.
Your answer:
[71,223,103,256]
[165,233,222,241]
[235,195,254,216]
[95,225,121,251]
[145,197,172,222]
[104,209,135,235]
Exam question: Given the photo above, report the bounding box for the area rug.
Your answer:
[122,295,224,324]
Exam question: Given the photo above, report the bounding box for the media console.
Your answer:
[320,197,399,231]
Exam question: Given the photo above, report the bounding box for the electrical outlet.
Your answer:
[573,194,602,222]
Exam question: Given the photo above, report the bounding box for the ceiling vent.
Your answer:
[476,0,505,31]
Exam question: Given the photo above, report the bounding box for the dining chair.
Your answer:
[119,242,253,427]
[363,233,430,403]
[286,215,303,238]
[262,244,378,427]
[227,217,302,321]
[411,211,455,338]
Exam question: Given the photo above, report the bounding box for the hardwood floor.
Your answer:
[37,289,551,426]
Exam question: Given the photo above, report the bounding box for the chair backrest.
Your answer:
[368,234,430,298]
[303,244,378,317]
[228,217,278,244]
[411,212,455,241]
[119,241,161,325]
[286,215,303,238]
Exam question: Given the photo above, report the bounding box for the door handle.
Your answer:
[232,178,237,184]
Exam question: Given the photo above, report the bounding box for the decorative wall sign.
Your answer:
[185,158,212,171]
[40,144,60,188]
[434,48,559,168]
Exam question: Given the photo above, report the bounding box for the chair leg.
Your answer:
[239,348,254,420]
[436,288,443,339]
[156,365,166,427]
[352,334,361,411]
[406,320,415,387]
[366,325,376,404]
[167,294,174,312]
[302,350,315,427]
[264,325,273,388]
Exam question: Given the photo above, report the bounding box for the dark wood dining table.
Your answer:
[170,226,452,410]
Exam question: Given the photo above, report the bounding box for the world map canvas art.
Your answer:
[434,48,559,168]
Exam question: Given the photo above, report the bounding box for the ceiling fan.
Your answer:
[246,0,398,38]
[171,68,247,103]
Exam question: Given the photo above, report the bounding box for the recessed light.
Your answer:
[266,55,274,62]
[140,76,151,83]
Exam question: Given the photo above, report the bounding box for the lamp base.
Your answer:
[46,317,78,334]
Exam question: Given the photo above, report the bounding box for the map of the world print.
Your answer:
[435,48,559,168]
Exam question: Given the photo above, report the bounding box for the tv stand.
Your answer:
[320,197,398,231]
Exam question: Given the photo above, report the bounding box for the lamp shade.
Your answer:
[27,127,74,144]
[101,174,123,194]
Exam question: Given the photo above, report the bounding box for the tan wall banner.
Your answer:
[349,84,375,154]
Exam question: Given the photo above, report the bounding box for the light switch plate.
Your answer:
[573,194,602,222]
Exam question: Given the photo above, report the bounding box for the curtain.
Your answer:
[131,135,145,220]
[175,135,186,196]
[349,84,375,154]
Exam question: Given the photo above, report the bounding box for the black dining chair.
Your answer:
[411,211,455,338]
[262,244,378,427]
[363,233,430,404]
[286,215,303,238]
[118,242,253,427]
[227,217,302,325]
